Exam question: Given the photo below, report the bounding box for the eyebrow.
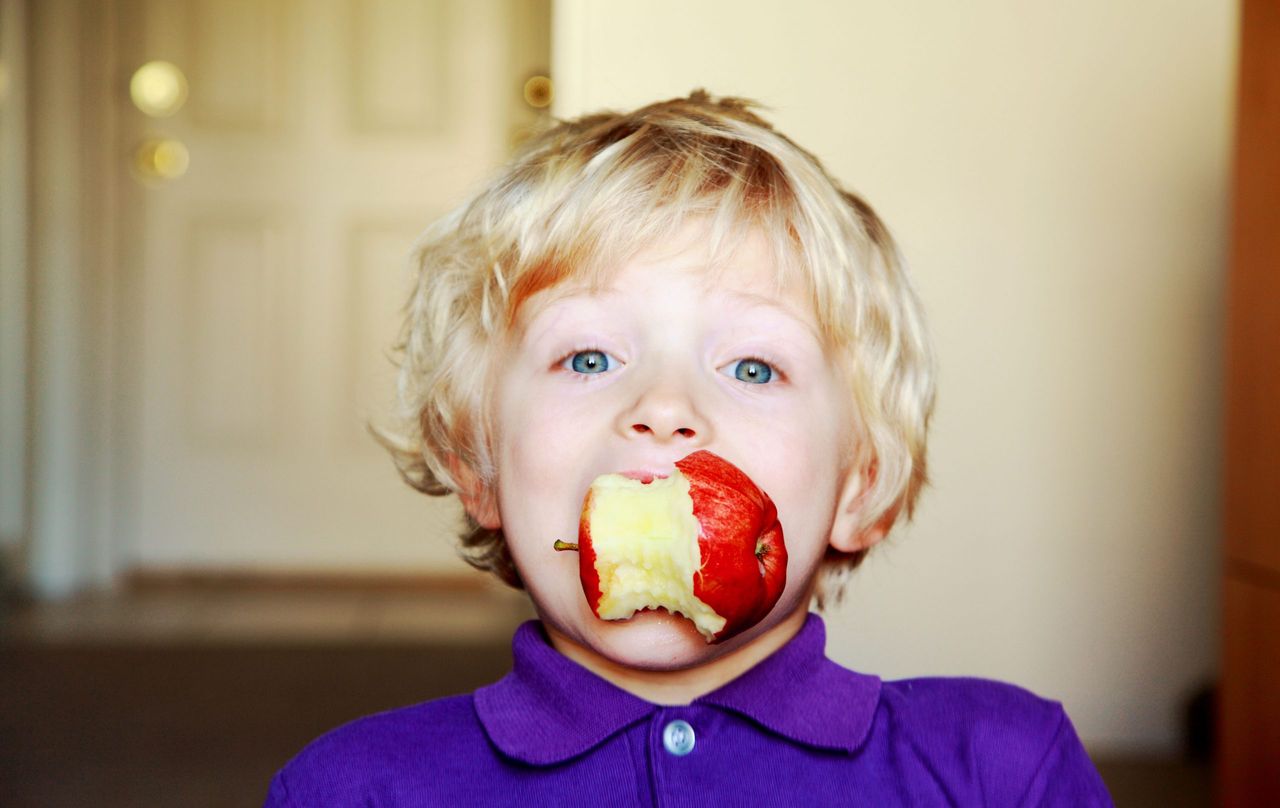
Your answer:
[722,289,798,314]
[523,285,819,344]
[516,286,616,344]
[719,290,821,340]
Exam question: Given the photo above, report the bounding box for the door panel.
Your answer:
[1220,0,1280,803]
[119,0,547,574]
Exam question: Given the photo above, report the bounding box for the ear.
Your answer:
[446,452,501,530]
[828,460,899,554]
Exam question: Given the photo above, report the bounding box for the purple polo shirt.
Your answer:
[263,613,1113,806]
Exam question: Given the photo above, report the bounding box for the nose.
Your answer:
[618,372,711,446]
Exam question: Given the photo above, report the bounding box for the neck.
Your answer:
[544,605,811,705]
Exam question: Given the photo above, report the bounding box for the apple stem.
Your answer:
[553,540,579,552]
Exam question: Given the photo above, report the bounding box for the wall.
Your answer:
[553,0,1236,754]
[0,0,29,563]
[13,0,122,597]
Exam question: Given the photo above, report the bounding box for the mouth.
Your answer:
[617,469,672,484]
[619,605,687,624]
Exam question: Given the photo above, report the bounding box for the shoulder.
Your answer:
[879,676,1065,762]
[875,676,1112,806]
[265,694,485,807]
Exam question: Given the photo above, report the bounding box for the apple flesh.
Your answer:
[554,449,786,643]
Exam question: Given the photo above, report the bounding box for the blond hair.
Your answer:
[374,90,936,610]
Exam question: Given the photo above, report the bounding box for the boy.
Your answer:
[264,91,1113,806]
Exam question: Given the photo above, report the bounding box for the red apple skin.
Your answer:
[577,486,604,615]
[573,449,787,643]
[678,450,787,641]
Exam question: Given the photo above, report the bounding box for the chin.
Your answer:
[576,607,768,671]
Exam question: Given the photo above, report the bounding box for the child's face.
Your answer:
[482,221,864,670]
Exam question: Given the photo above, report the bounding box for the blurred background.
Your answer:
[1,0,1275,805]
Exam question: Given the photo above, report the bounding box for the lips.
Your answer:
[617,469,672,484]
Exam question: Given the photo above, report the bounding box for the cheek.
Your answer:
[494,386,599,554]
[750,396,847,571]
[502,393,598,486]
[771,454,837,552]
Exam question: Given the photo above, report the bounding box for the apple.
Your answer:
[553,449,786,643]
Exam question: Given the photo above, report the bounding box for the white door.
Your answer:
[118,0,547,575]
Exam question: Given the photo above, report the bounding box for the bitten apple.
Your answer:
[553,449,786,643]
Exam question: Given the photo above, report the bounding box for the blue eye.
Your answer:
[560,348,778,384]
[729,358,774,384]
[566,349,614,374]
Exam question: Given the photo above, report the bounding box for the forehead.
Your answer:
[512,222,819,337]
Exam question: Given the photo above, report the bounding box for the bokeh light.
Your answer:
[133,137,190,181]
[129,60,189,118]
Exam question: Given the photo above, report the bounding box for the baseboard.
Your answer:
[121,567,499,594]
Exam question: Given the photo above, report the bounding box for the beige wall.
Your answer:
[553,0,1236,754]
[0,0,29,557]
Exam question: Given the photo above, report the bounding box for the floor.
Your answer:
[0,583,538,645]
[0,587,1214,807]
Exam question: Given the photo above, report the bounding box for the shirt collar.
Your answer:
[473,612,881,765]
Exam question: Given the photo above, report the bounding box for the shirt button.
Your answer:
[662,719,695,756]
